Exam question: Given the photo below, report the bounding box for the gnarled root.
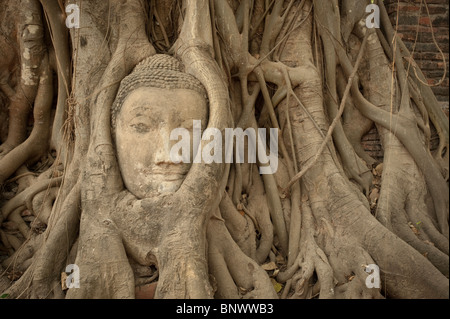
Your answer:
[0,0,46,161]
[207,208,278,299]
[0,54,53,185]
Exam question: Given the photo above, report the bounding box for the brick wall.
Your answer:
[361,0,449,162]
[385,0,449,109]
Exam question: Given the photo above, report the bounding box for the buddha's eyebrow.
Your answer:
[129,105,152,116]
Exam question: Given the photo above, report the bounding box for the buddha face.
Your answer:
[115,87,208,199]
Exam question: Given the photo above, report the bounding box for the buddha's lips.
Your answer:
[140,167,188,180]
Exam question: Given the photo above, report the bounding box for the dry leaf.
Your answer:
[239,287,249,295]
[375,163,383,176]
[61,272,68,290]
[1,221,18,231]
[408,222,419,235]
[275,254,285,265]
[7,271,22,281]
[369,188,379,203]
[271,278,283,293]
[21,210,32,217]
[261,261,278,271]
[424,240,435,247]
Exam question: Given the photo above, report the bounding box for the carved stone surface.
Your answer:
[113,54,208,199]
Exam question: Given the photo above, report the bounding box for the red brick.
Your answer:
[419,16,431,25]
[135,282,157,299]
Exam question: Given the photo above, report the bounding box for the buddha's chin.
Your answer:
[125,175,185,199]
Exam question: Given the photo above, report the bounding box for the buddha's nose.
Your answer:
[154,128,173,164]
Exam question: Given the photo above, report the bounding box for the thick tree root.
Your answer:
[0,0,45,162]
[208,208,278,299]
[0,55,53,186]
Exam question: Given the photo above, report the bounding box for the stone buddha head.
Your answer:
[111,54,208,199]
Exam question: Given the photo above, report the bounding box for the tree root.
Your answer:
[30,181,80,298]
[2,233,42,274]
[0,54,53,186]
[336,27,449,238]
[0,176,62,224]
[207,208,278,299]
[246,167,274,264]
[0,0,45,162]
[337,67,377,168]
[276,2,448,299]
[40,0,71,161]
[220,192,257,260]
[280,197,336,299]
[30,187,59,225]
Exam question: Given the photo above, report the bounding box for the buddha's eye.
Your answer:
[130,122,150,133]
